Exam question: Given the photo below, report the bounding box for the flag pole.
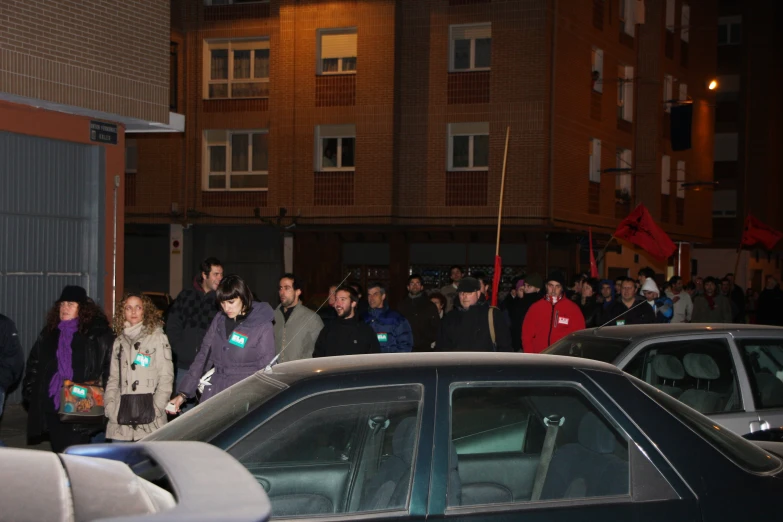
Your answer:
[595,235,617,266]
[491,126,511,307]
[733,213,748,281]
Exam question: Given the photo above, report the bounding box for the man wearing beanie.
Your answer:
[507,273,545,352]
[522,272,585,353]
[436,277,511,352]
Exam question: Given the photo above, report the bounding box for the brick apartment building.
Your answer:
[127,0,717,305]
[691,0,783,290]
[0,0,174,402]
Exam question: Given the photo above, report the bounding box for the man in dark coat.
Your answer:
[436,278,512,352]
[0,313,25,442]
[314,286,382,357]
[757,276,783,327]
[601,277,655,326]
[397,274,440,352]
[506,273,545,352]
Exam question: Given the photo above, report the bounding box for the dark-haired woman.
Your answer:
[22,285,114,452]
[168,275,274,411]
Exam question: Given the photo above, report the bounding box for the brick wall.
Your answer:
[0,0,170,123]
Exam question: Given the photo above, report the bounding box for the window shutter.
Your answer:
[451,24,491,41]
[321,32,357,59]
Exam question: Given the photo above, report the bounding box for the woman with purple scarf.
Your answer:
[22,285,114,452]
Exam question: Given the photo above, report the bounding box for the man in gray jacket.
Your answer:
[274,274,324,363]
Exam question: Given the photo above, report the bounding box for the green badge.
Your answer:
[134,353,151,367]
[377,333,388,343]
[229,331,248,348]
[616,319,626,326]
[71,385,87,398]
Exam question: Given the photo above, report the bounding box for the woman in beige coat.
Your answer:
[105,293,174,441]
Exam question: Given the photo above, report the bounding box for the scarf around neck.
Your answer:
[123,321,145,343]
[49,318,79,410]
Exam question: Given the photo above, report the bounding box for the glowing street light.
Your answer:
[708,79,718,91]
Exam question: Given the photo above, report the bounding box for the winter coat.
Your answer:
[507,292,544,352]
[522,297,586,354]
[437,301,512,353]
[600,298,656,326]
[692,294,733,324]
[579,296,603,328]
[397,295,440,352]
[22,318,114,437]
[313,316,382,357]
[757,286,783,326]
[104,324,174,441]
[165,279,219,370]
[274,304,324,363]
[178,302,275,403]
[364,305,414,353]
[665,290,693,323]
[0,314,24,391]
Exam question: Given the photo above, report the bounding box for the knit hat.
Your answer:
[56,285,87,304]
[546,271,566,289]
[641,278,660,296]
[525,273,544,290]
[456,277,481,293]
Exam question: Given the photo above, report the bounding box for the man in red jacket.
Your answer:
[522,272,586,353]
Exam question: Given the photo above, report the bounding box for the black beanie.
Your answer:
[546,271,566,289]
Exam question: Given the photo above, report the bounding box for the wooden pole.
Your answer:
[495,126,511,256]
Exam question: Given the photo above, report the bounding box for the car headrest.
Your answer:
[393,417,417,465]
[652,354,685,380]
[578,412,616,455]
[683,353,720,380]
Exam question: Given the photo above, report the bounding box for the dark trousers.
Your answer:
[45,413,91,453]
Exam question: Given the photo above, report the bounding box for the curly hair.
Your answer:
[45,298,108,334]
[111,293,164,335]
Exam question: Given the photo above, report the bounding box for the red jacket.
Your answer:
[522,296,586,354]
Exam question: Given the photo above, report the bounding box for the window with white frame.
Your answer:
[616,148,633,198]
[126,139,138,174]
[316,125,356,171]
[591,48,604,93]
[450,23,491,72]
[681,4,690,42]
[676,160,685,198]
[718,16,741,46]
[317,28,357,75]
[661,154,671,195]
[617,65,634,122]
[203,129,269,190]
[203,39,270,99]
[665,0,675,33]
[679,83,688,102]
[205,0,268,5]
[619,0,636,36]
[664,74,674,112]
[589,139,602,182]
[448,122,489,171]
[713,190,737,217]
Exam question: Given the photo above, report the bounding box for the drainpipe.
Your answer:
[112,174,120,312]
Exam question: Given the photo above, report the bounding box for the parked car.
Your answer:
[0,441,270,522]
[145,353,783,521]
[544,324,783,435]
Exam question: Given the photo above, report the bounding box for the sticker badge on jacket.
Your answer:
[229,331,249,348]
[134,353,151,368]
[377,333,388,343]
[558,316,570,326]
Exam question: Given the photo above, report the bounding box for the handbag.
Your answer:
[58,380,105,423]
[116,343,156,427]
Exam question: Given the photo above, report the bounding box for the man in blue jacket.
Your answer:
[364,282,414,353]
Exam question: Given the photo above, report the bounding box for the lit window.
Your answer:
[318,29,357,75]
[617,65,634,122]
[449,24,491,72]
[203,39,270,99]
[589,139,602,183]
[615,148,633,199]
[316,125,356,171]
[203,130,269,191]
[591,48,604,93]
[448,122,489,171]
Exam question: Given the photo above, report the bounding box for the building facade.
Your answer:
[128,0,717,305]
[0,0,174,402]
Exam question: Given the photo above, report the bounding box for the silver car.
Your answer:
[545,324,783,435]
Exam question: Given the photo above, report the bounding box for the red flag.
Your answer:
[742,214,783,250]
[491,255,501,307]
[589,227,599,278]
[614,204,676,261]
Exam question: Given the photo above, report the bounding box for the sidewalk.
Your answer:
[0,404,51,451]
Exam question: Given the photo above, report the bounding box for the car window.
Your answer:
[228,385,422,518]
[736,340,783,409]
[631,376,782,474]
[545,337,630,363]
[624,338,742,415]
[449,384,629,508]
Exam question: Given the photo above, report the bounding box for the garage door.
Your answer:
[0,131,104,403]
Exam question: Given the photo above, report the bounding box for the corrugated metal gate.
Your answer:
[0,131,104,403]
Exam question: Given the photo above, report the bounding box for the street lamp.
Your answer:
[708,79,718,91]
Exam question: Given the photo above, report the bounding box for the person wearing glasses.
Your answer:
[104,293,174,441]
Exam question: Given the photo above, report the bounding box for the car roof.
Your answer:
[263,352,624,383]
[567,323,783,342]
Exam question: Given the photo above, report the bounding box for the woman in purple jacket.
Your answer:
[168,275,274,411]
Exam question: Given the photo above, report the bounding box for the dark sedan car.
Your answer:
[145,353,783,521]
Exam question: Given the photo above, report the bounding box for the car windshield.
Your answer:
[545,335,630,363]
[143,373,286,443]
[631,375,782,474]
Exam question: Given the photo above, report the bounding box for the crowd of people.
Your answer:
[1,256,783,450]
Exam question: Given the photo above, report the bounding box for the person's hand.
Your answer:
[167,394,185,414]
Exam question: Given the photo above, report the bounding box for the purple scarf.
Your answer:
[49,318,79,409]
